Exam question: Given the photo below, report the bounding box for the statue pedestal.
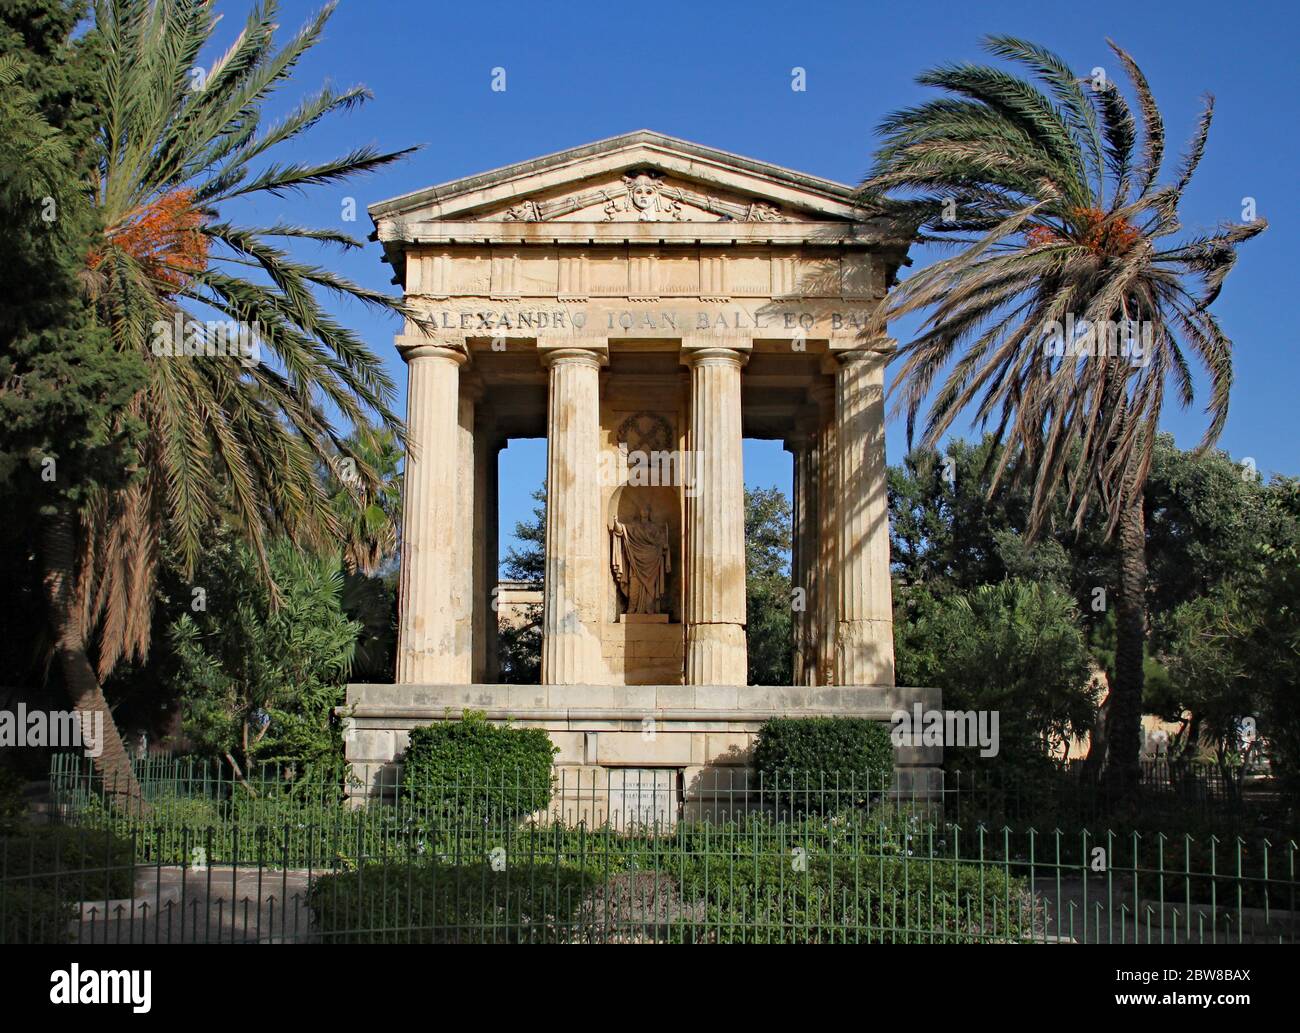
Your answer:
[620,613,669,624]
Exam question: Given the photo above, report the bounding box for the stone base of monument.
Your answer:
[599,621,682,684]
[341,683,943,825]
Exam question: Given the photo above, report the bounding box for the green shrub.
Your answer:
[0,884,77,944]
[305,812,1043,945]
[0,766,26,835]
[308,860,600,943]
[752,717,895,808]
[401,711,557,824]
[0,826,135,943]
[674,851,1042,943]
[671,813,1043,943]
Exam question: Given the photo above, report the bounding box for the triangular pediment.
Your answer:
[370,130,878,227]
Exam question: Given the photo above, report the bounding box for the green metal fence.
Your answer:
[1,755,1294,944]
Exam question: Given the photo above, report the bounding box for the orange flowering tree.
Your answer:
[863,37,1265,790]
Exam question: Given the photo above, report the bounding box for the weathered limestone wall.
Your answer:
[343,682,943,819]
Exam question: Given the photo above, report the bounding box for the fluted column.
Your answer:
[540,342,606,684]
[786,438,805,685]
[483,436,503,683]
[396,335,469,683]
[471,401,494,682]
[684,344,748,685]
[788,414,819,685]
[454,379,479,679]
[833,344,895,685]
[811,381,838,685]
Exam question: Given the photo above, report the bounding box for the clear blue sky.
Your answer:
[223,0,1298,560]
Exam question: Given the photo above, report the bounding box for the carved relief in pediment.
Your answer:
[495,171,791,224]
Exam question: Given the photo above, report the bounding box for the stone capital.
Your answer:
[395,333,468,365]
[680,343,750,369]
[537,334,608,368]
[680,332,753,360]
[828,336,896,358]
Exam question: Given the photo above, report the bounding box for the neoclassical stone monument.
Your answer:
[345,131,939,816]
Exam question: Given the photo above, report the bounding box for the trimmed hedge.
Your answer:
[752,717,895,809]
[401,711,557,823]
[308,860,601,943]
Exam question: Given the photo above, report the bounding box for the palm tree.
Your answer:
[44,0,416,805]
[327,422,403,576]
[862,36,1265,789]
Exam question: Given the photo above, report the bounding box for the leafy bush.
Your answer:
[169,536,359,779]
[308,860,600,943]
[674,848,1042,944]
[401,712,557,823]
[0,883,77,944]
[306,811,1043,945]
[894,579,1096,766]
[0,826,135,943]
[0,765,26,835]
[752,718,894,808]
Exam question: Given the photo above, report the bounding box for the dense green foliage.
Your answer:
[890,434,1299,782]
[896,580,1096,766]
[498,488,545,684]
[0,0,145,688]
[308,860,601,943]
[0,825,134,943]
[0,766,27,835]
[169,538,359,780]
[1162,479,1300,788]
[0,0,418,808]
[401,712,557,822]
[745,487,793,685]
[752,718,895,804]
[305,810,1041,944]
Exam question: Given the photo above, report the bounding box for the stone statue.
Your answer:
[610,503,672,614]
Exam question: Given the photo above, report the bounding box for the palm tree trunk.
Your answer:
[41,506,147,814]
[1104,486,1148,793]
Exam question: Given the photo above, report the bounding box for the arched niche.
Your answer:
[606,483,681,623]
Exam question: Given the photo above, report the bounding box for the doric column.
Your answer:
[810,380,838,685]
[482,435,503,683]
[454,378,479,678]
[785,438,804,685]
[396,334,470,683]
[788,413,819,685]
[540,340,606,684]
[683,342,748,685]
[833,343,895,685]
[471,401,494,683]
